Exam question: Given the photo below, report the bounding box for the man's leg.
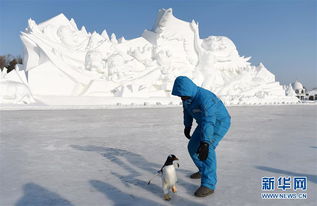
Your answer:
[201,127,229,190]
[196,121,231,194]
[187,127,203,172]
[201,144,217,190]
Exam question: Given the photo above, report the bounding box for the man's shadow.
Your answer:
[71,145,191,175]
[15,183,73,206]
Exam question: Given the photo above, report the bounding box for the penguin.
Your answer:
[160,154,179,201]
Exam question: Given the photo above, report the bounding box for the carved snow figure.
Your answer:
[85,51,107,74]
[106,54,125,81]
[0,67,35,104]
[0,81,34,104]
[190,21,224,90]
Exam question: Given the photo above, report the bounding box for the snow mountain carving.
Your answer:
[20,8,298,104]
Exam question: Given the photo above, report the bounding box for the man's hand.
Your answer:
[184,127,191,139]
[197,142,209,161]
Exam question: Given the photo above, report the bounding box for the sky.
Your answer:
[0,0,316,89]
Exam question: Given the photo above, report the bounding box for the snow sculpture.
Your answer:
[284,84,297,97]
[19,8,299,104]
[0,65,35,104]
[191,20,224,89]
[85,50,106,74]
[291,81,304,92]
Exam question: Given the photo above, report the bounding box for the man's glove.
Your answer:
[184,127,191,139]
[197,142,209,161]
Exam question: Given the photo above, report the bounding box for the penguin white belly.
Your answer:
[162,165,177,186]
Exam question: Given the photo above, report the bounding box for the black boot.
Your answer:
[190,172,201,179]
[194,186,214,197]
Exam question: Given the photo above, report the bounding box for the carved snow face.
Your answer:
[201,36,236,54]
[107,54,125,69]
[85,51,105,72]
[57,26,77,46]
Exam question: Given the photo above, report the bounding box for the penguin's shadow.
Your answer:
[71,145,199,197]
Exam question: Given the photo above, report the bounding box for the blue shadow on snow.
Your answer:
[15,183,73,206]
[255,166,317,184]
[90,180,163,206]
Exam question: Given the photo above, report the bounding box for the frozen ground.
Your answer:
[0,105,316,206]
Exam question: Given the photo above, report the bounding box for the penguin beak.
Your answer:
[174,157,179,161]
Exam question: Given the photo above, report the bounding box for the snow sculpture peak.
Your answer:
[80,26,87,35]
[101,30,109,40]
[38,13,70,29]
[292,81,304,90]
[111,33,118,43]
[118,37,126,43]
[69,18,79,30]
[284,84,297,97]
[19,9,299,105]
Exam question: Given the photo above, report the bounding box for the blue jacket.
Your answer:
[172,76,231,143]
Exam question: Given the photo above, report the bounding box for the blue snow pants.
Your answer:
[187,119,230,190]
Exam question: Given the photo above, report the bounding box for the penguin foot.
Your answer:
[172,186,177,193]
[163,194,171,201]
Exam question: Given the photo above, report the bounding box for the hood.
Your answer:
[171,76,198,98]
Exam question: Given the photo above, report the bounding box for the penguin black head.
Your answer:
[164,154,179,166]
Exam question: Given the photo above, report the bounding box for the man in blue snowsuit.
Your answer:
[172,76,231,197]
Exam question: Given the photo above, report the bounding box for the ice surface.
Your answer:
[17,8,298,105]
[1,106,316,205]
